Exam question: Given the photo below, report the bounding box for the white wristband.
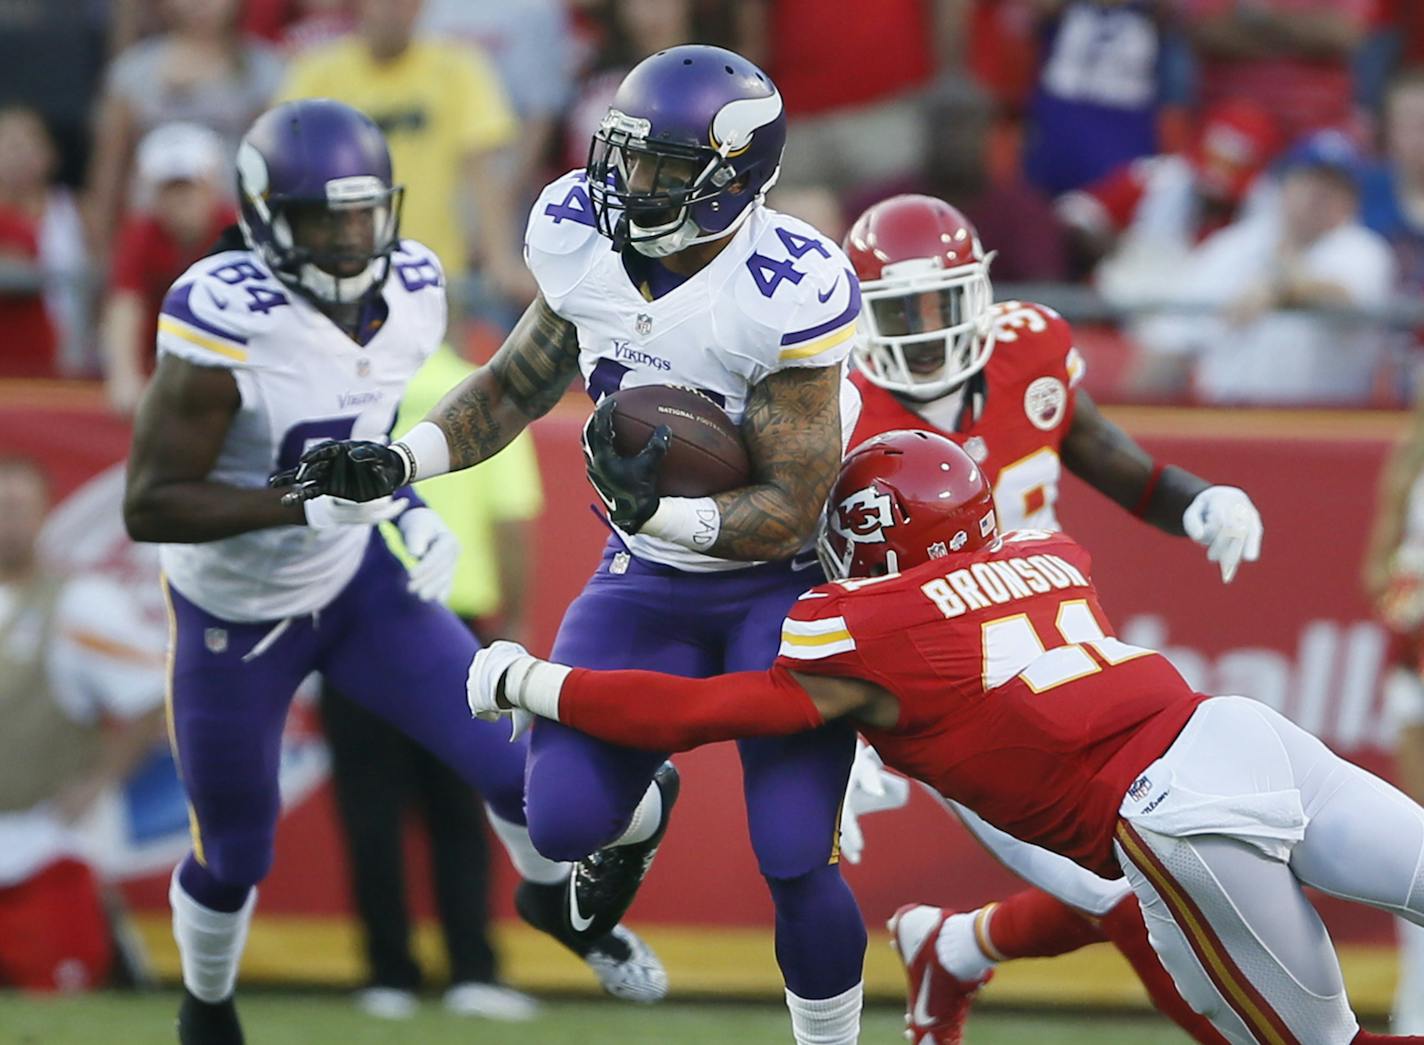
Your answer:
[640,496,721,551]
[504,657,573,720]
[394,421,452,482]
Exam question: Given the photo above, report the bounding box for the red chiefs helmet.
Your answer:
[817,429,998,580]
[843,194,997,400]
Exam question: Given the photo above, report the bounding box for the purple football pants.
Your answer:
[164,534,529,896]
[528,540,867,998]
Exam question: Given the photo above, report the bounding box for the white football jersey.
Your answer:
[155,240,448,622]
[526,170,863,572]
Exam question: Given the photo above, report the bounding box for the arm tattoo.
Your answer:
[710,366,843,561]
[434,294,581,469]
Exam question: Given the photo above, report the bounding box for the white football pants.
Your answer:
[1113,696,1424,1045]
[1398,915,1424,1033]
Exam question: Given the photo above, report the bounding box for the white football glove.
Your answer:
[396,507,460,603]
[1182,485,1262,584]
[467,640,537,741]
[838,739,910,865]
[304,494,407,530]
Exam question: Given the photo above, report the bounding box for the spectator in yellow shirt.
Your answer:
[277,0,535,303]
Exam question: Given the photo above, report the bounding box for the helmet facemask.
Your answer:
[238,142,403,306]
[587,109,767,258]
[853,253,997,400]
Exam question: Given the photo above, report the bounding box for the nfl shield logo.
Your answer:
[204,628,228,654]
[963,436,988,463]
[610,551,631,575]
[635,313,653,337]
[356,358,371,378]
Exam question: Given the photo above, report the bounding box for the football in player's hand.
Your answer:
[605,385,752,496]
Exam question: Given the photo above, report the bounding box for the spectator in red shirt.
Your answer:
[0,107,78,379]
[100,123,234,415]
[736,0,966,197]
[1183,0,1374,145]
[1057,99,1283,280]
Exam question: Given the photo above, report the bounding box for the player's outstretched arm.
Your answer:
[706,365,843,561]
[430,293,582,470]
[469,641,895,750]
[277,295,581,503]
[1061,390,1263,582]
[124,356,307,543]
[1362,392,1424,601]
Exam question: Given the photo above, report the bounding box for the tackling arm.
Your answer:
[1362,399,1424,600]
[124,355,307,543]
[705,364,844,560]
[484,652,893,751]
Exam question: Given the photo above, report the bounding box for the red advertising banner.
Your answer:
[0,384,1408,956]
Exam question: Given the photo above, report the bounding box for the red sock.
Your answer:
[1352,1032,1424,1043]
[980,888,1105,960]
[1099,894,1231,1045]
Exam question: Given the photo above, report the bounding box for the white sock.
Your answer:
[485,806,570,885]
[935,908,997,983]
[612,782,662,847]
[170,868,256,1003]
[785,982,862,1045]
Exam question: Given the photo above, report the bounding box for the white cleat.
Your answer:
[584,925,669,1003]
[443,981,541,1021]
[354,986,418,1020]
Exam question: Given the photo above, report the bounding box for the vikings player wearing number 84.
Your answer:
[123,99,664,1045]
[280,45,876,1044]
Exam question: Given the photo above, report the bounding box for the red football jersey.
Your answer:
[775,530,1205,877]
[850,300,1085,532]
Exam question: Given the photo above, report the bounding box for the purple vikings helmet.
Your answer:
[235,99,403,304]
[587,45,786,258]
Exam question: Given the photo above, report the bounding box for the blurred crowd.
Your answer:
[4,0,1424,408]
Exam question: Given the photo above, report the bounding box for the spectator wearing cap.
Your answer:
[1060,99,1283,292]
[99,124,234,415]
[1361,69,1424,295]
[1134,131,1396,404]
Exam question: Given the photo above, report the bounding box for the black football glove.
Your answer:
[582,397,670,534]
[268,440,408,505]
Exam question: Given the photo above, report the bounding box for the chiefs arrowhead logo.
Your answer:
[831,486,896,544]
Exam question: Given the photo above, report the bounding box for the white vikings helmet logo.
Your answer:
[831,486,896,544]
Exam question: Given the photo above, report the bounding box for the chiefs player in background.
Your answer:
[836,193,1265,1041]
[471,430,1424,1045]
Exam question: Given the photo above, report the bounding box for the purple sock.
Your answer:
[768,864,867,998]
[178,853,252,913]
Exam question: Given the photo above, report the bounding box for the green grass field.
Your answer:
[0,992,1196,1045]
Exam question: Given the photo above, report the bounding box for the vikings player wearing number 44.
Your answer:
[123,100,665,1045]
[282,45,874,1045]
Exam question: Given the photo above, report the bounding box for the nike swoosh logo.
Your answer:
[206,285,231,310]
[790,558,819,571]
[569,883,595,933]
[817,276,841,303]
[911,964,937,1027]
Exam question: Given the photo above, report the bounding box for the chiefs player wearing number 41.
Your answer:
[474,430,1424,1045]
[831,193,1267,1042]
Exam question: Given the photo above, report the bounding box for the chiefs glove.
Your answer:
[582,397,670,534]
[467,641,573,742]
[1182,485,1263,584]
[838,739,911,864]
[270,439,409,505]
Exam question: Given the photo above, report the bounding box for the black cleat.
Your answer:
[177,988,244,1045]
[515,881,669,1002]
[565,761,679,945]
